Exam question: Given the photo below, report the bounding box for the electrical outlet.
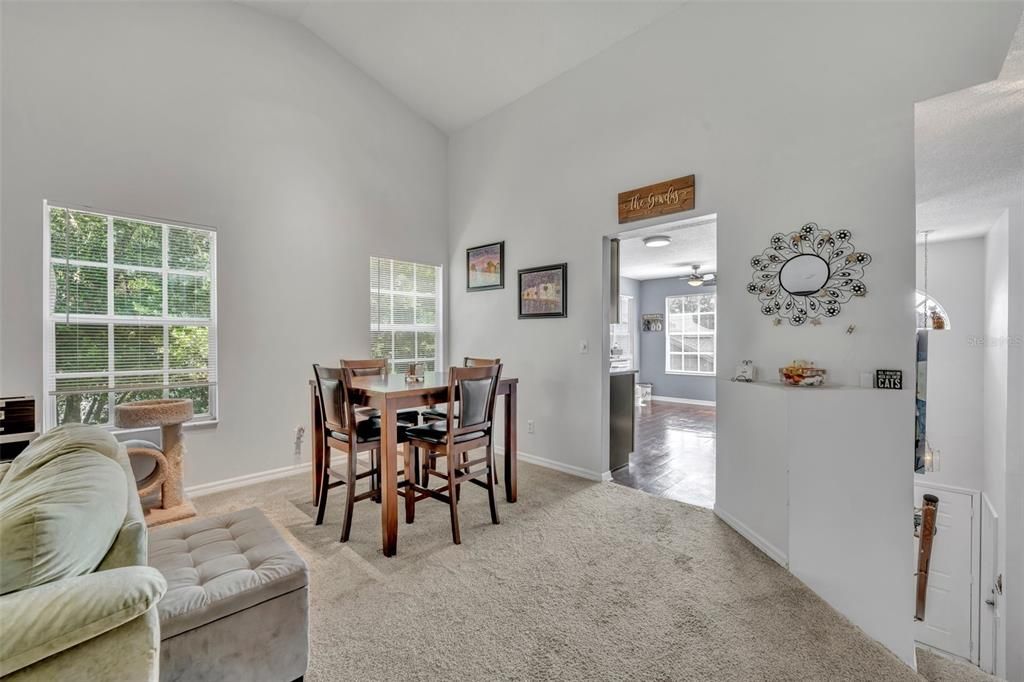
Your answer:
[579,340,589,354]
[293,425,305,461]
[527,420,535,434]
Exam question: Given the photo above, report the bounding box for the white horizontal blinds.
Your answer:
[370,256,441,373]
[46,206,217,427]
[666,293,716,374]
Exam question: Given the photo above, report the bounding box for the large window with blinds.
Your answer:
[43,204,217,428]
[369,257,442,373]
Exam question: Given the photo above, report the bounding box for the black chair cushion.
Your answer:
[330,417,381,443]
[331,417,414,443]
[405,421,485,445]
[356,407,420,424]
[421,405,457,420]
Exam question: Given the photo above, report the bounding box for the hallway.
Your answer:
[611,401,716,508]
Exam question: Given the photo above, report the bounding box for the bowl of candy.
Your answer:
[779,360,827,387]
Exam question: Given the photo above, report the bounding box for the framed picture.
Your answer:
[641,314,664,332]
[518,263,567,318]
[466,241,504,291]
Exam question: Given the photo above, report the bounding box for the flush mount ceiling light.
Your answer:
[643,235,671,248]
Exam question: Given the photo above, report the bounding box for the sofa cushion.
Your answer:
[0,427,128,595]
[0,423,122,492]
[0,565,167,677]
[149,507,309,639]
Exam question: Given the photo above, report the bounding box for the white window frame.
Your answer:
[42,201,219,430]
[665,292,716,376]
[369,257,444,371]
[610,294,636,370]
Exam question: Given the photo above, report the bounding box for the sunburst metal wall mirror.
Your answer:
[746,222,871,326]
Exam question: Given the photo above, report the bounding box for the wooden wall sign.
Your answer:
[618,175,695,224]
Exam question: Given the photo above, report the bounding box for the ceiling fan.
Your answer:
[683,264,716,287]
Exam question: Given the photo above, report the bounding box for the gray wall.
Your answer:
[0,1,449,487]
[638,277,716,402]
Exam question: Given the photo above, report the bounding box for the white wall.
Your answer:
[786,386,912,665]
[983,210,1015,679]
[447,1,1020,665]
[1005,204,1024,682]
[0,1,448,486]
[915,237,986,491]
[978,206,1024,682]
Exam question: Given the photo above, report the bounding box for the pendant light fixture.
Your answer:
[916,230,950,331]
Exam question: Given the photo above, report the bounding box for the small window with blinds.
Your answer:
[43,203,217,428]
[369,257,442,373]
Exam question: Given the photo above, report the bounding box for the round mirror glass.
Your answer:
[779,254,829,296]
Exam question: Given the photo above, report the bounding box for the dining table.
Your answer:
[308,371,519,557]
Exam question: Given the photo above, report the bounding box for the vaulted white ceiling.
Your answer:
[915,14,1024,241]
[241,1,682,132]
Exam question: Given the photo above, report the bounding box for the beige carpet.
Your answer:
[193,461,983,681]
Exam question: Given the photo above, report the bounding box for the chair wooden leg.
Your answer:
[486,444,500,525]
[422,452,431,490]
[371,449,381,503]
[455,452,465,502]
[447,464,461,545]
[340,452,358,542]
[403,444,415,524]
[315,461,331,526]
[413,447,420,485]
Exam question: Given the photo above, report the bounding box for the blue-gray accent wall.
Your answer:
[637,277,716,402]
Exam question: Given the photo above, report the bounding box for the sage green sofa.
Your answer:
[0,424,167,681]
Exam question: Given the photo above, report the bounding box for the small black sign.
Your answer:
[875,369,903,390]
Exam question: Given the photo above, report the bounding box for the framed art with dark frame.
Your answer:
[466,241,505,291]
[518,263,567,319]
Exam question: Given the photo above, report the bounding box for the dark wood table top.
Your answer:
[309,373,517,397]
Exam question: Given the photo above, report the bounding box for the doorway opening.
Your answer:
[911,25,1023,673]
[608,214,717,508]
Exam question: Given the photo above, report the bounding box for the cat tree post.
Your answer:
[115,398,196,526]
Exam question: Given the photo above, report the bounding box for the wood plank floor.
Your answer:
[610,400,716,508]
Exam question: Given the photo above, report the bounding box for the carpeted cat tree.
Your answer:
[115,398,196,527]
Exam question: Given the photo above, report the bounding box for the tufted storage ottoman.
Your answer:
[148,507,309,682]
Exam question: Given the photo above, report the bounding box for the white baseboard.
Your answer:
[652,395,716,407]
[714,505,788,568]
[187,462,310,498]
[494,446,604,482]
[188,448,607,499]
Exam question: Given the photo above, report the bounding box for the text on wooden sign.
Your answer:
[618,175,695,224]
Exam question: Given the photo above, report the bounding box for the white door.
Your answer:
[913,484,975,661]
[979,494,999,675]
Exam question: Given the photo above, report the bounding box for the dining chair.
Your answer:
[421,357,501,483]
[340,358,421,421]
[405,363,503,544]
[341,357,422,489]
[419,356,499,419]
[312,364,418,541]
